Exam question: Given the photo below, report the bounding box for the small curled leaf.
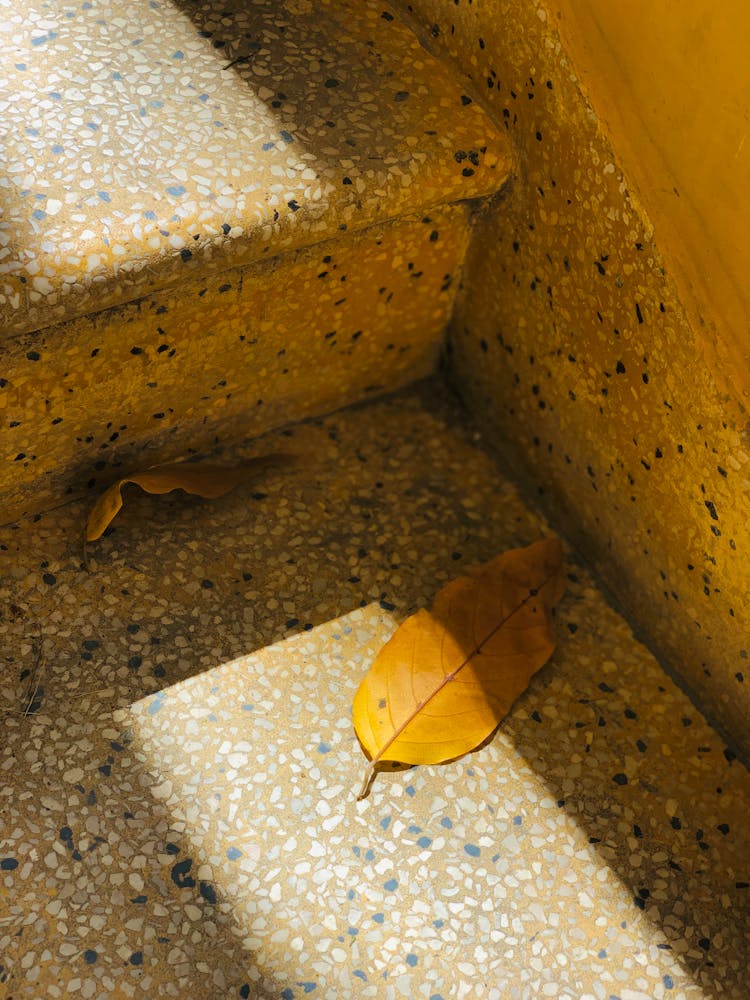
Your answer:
[84,453,295,549]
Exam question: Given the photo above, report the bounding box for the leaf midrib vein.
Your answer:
[370,571,556,767]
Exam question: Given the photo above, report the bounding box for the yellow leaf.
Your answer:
[84,453,294,544]
[353,538,565,797]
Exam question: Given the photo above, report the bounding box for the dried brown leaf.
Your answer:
[84,453,294,546]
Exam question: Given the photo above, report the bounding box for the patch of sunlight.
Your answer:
[122,605,696,996]
[120,604,397,960]
[1,0,332,296]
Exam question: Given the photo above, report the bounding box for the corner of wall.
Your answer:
[395,0,750,761]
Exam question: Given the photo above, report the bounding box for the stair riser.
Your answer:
[1,206,470,523]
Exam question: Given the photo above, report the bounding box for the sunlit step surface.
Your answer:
[1,382,748,998]
[1,0,508,337]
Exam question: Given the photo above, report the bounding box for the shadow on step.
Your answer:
[1,381,747,996]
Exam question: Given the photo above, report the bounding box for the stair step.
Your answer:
[1,382,747,998]
[1,0,509,337]
[0,0,511,524]
[2,207,473,522]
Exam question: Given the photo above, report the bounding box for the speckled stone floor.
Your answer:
[1,381,749,999]
[1,0,507,337]
[1,0,511,525]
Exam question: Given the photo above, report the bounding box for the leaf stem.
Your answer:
[356,764,375,801]
[82,526,91,572]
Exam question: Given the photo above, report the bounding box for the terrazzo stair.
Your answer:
[1,382,748,999]
[0,0,511,524]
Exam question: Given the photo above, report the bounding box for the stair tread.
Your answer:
[0,0,511,338]
[1,382,747,998]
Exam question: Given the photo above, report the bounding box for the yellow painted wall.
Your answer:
[395,0,750,760]
[553,1,750,406]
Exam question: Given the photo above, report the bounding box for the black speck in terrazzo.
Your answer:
[83,950,98,964]
[1,858,19,870]
[200,880,217,904]
[129,952,143,966]
[635,302,644,324]
[612,773,628,786]
[288,199,300,211]
[42,572,56,585]
[180,247,192,261]
[171,858,195,888]
[704,500,719,520]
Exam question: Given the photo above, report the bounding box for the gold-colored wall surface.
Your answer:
[554,1,750,406]
[396,0,750,757]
